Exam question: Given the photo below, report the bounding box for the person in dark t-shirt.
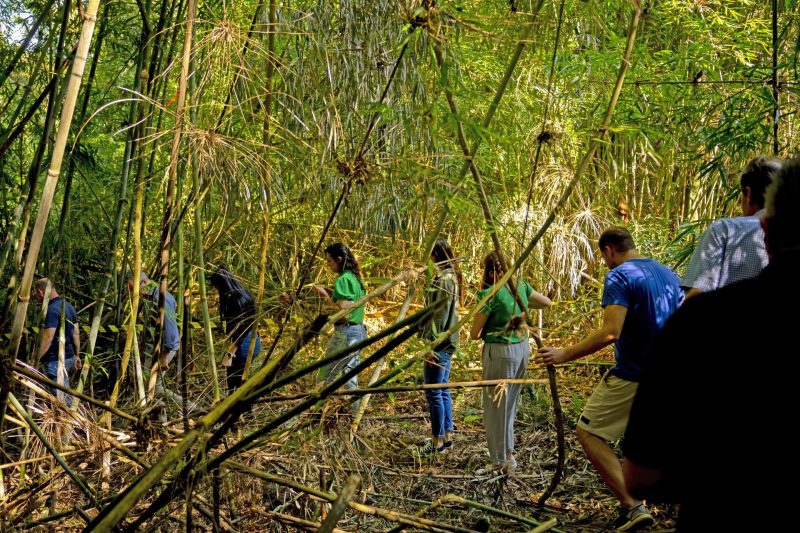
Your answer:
[623,158,799,532]
[34,278,80,404]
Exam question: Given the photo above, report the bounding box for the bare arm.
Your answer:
[73,326,80,358]
[38,328,57,360]
[527,287,551,309]
[312,286,353,311]
[537,304,627,365]
[470,312,489,341]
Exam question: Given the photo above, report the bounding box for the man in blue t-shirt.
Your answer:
[128,272,180,370]
[537,227,683,531]
[34,278,80,404]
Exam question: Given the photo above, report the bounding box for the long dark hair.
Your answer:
[431,239,463,305]
[481,251,526,330]
[324,243,365,290]
[209,267,256,337]
[482,251,506,289]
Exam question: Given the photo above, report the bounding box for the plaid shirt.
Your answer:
[682,210,768,292]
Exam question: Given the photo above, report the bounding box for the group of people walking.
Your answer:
[29,154,797,531]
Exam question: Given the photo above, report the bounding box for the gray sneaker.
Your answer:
[613,503,653,531]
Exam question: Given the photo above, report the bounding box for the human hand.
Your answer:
[74,356,83,372]
[536,347,568,366]
[312,285,329,299]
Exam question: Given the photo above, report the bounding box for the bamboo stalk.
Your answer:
[260,379,548,403]
[0,0,57,90]
[263,510,348,532]
[15,370,136,425]
[187,28,220,402]
[225,461,477,533]
[1,0,103,432]
[7,393,97,506]
[109,306,437,531]
[245,0,278,383]
[318,474,360,533]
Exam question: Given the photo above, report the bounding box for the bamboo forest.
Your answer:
[0,0,796,531]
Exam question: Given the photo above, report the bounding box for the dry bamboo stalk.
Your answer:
[318,474,361,533]
[529,518,559,533]
[7,393,97,506]
[263,510,348,532]
[261,378,547,402]
[13,364,138,421]
[0,449,84,470]
[3,0,101,365]
[225,461,478,533]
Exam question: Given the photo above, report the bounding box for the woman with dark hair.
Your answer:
[418,239,462,455]
[210,267,261,394]
[470,252,550,470]
[313,243,367,401]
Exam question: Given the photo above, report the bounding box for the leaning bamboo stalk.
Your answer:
[7,393,97,507]
[106,0,159,420]
[318,474,360,533]
[11,0,73,273]
[349,274,419,435]
[13,365,137,422]
[349,1,546,436]
[0,0,57,90]
[84,314,332,532]
[151,0,196,394]
[263,510,347,532]
[74,42,143,396]
[189,41,220,403]
[261,379,548,403]
[1,0,103,430]
[442,494,551,530]
[245,0,278,383]
[225,462,476,533]
[111,308,438,532]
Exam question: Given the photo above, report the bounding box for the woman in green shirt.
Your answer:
[470,251,551,470]
[313,243,367,399]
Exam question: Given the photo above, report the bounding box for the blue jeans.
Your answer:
[227,331,262,394]
[423,351,453,439]
[43,357,75,406]
[321,324,366,392]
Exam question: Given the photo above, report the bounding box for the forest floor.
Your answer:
[6,354,678,532]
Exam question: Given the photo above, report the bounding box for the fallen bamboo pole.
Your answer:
[259,379,548,403]
[7,393,98,507]
[13,364,138,422]
[225,461,478,533]
[318,473,360,533]
[263,510,348,532]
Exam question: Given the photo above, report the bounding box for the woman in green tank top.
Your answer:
[470,251,550,471]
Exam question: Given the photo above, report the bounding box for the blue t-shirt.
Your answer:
[43,297,78,362]
[143,284,181,352]
[601,258,683,382]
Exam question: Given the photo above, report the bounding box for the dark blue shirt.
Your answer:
[601,258,683,382]
[43,297,78,362]
[142,283,180,352]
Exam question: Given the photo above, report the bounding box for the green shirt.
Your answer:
[332,270,365,324]
[477,280,533,344]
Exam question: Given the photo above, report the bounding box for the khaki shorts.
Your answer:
[577,373,638,442]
